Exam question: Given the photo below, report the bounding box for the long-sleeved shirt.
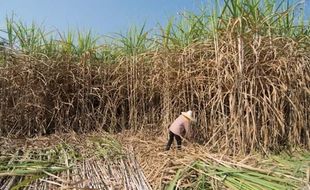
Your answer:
[169,115,191,138]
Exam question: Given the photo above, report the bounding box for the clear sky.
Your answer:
[0,0,309,36]
[0,0,202,36]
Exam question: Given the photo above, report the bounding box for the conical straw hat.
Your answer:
[181,110,196,122]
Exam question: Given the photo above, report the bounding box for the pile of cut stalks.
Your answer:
[1,132,308,190]
[118,132,310,190]
[0,132,151,190]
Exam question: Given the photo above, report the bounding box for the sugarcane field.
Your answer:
[0,0,310,189]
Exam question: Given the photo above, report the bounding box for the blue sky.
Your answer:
[0,0,202,35]
[0,0,309,36]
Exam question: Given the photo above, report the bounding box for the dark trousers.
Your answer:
[166,131,182,150]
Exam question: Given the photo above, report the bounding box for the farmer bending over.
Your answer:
[165,110,196,151]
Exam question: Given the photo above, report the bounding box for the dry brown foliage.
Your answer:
[0,33,309,154]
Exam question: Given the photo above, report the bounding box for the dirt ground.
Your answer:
[114,130,232,189]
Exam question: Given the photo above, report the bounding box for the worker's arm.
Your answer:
[184,122,192,139]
